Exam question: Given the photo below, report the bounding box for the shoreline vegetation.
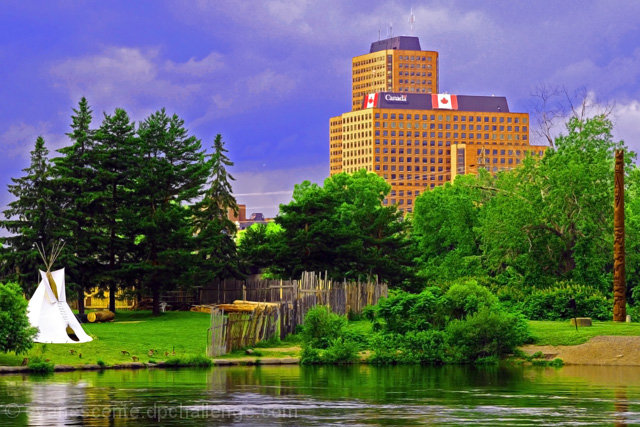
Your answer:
[1,310,640,374]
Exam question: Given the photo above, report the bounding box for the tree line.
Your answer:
[2,101,638,319]
[1,98,238,315]
[238,114,640,316]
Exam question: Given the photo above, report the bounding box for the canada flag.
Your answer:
[431,94,458,110]
[364,93,379,109]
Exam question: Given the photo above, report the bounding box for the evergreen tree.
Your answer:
[0,137,57,293]
[272,170,415,286]
[132,109,209,314]
[51,97,98,314]
[92,108,137,312]
[192,134,241,282]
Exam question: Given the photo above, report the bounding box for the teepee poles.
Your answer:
[35,242,65,300]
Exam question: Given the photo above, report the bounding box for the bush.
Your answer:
[0,282,37,354]
[400,330,446,364]
[443,279,499,320]
[521,283,611,320]
[375,287,444,334]
[28,357,54,374]
[445,307,530,363]
[300,346,323,364]
[300,306,346,349]
[321,338,359,364]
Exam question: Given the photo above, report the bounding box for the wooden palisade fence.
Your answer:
[206,272,387,357]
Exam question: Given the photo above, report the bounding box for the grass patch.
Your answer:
[0,310,211,367]
[529,320,640,346]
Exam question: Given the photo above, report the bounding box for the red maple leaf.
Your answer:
[440,97,449,104]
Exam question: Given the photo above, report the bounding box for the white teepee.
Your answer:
[26,243,92,344]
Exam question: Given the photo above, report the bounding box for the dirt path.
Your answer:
[521,336,640,365]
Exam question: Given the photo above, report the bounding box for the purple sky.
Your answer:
[2,1,640,219]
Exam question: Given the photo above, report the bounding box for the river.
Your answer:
[1,364,640,425]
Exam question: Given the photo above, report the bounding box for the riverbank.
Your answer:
[521,336,640,366]
[2,312,640,371]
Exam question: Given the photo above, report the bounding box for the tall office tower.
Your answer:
[330,36,546,213]
[351,36,438,111]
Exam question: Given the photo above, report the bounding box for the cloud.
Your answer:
[232,163,327,217]
[165,51,225,77]
[0,122,66,160]
[49,47,199,115]
[612,100,640,154]
[49,45,301,124]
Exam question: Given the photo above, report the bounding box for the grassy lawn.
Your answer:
[528,320,640,346]
[0,310,211,367]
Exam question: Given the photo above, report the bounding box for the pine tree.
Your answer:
[92,108,137,312]
[0,137,57,293]
[192,134,241,282]
[132,109,209,315]
[50,97,98,314]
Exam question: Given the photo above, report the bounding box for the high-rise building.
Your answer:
[351,36,438,111]
[330,36,546,212]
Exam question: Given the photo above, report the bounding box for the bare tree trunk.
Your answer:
[77,284,85,315]
[109,282,117,313]
[613,150,626,321]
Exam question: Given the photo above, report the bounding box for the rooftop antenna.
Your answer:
[388,22,393,38]
[378,27,381,41]
[409,8,416,34]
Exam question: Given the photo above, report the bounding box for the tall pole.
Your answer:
[613,149,626,322]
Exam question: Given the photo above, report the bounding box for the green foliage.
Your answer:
[443,279,499,320]
[0,136,58,293]
[299,306,364,364]
[191,134,241,281]
[375,287,444,333]
[28,357,54,374]
[521,283,611,320]
[127,108,210,314]
[478,116,628,290]
[320,338,359,364]
[413,174,486,284]
[0,282,37,354]
[300,306,346,349]
[237,223,284,274]
[445,307,530,363]
[368,282,529,364]
[264,170,416,286]
[411,115,639,297]
[96,360,106,368]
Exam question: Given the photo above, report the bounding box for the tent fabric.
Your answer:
[27,268,93,344]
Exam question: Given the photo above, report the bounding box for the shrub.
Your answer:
[521,283,611,320]
[186,355,213,367]
[0,282,38,354]
[400,330,446,364]
[300,346,323,364]
[443,279,499,320]
[28,357,54,374]
[368,330,446,365]
[321,338,359,364]
[445,307,530,363]
[375,287,444,334]
[300,306,346,349]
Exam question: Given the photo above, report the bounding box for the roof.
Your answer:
[364,92,511,113]
[370,36,422,53]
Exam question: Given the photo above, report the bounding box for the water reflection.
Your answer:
[1,365,639,425]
